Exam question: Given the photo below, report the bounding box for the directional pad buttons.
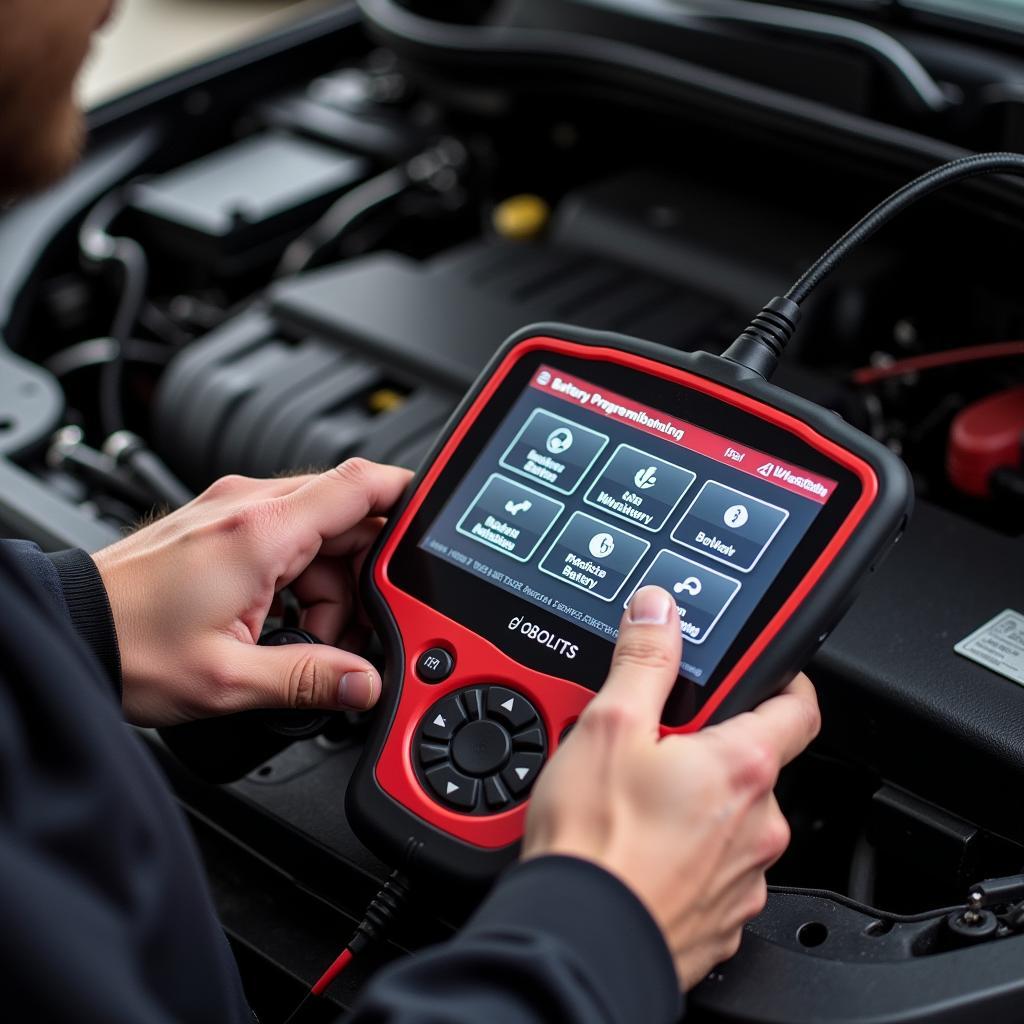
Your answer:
[420,692,467,742]
[503,752,545,796]
[425,764,479,811]
[486,687,537,730]
[414,686,548,814]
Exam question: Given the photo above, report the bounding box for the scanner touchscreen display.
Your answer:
[418,364,838,687]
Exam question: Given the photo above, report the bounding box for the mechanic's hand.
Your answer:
[93,459,412,726]
[522,585,820,990]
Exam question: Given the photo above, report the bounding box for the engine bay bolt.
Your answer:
[893,318,918,347]
[963,890,984,925]
[946,904,999,943]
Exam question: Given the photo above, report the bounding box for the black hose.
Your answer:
[276,165,411,277]
[104,430,194,510]
[79,190,150,437]
[767,884,966,925]
[44,337,172,378]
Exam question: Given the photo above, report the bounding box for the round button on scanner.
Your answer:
[416,647,454,683]
[451,720,512,777]
[257,627,330,737]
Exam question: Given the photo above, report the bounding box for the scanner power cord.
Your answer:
[723,152,1024,381]
[282,870,412,1024]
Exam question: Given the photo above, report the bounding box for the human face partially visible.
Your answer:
[0,0,113,198]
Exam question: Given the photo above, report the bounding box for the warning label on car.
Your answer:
[954,609,1024,687]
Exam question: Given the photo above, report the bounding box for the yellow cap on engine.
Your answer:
[492,194,550,241]
[367,388,405,415]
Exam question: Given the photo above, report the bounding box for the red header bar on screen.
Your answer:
[529,365,837,504]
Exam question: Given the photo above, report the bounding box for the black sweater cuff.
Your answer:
[466,855,682,1024]
[47,549,122,698]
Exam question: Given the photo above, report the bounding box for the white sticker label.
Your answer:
[954,609,1024,687]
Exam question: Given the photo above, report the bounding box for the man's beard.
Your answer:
[0,97,85,202]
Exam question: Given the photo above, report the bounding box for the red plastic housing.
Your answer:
[372,337,879,849]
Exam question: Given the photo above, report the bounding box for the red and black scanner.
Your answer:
[347,323,912,882]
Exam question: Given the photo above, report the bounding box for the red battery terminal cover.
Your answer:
[947,385,1024,498]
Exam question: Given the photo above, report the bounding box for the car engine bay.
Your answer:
[2,2,1024,1021]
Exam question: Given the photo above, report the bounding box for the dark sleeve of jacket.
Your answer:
[345,859,682,1024]
[0,540,252,1024]
[5,539,122,692]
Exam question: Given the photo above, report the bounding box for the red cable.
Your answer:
[286,871,408,1020]
[850,340,1024,385]
[310,947,355,997]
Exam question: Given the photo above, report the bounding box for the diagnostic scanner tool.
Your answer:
[349,323,912,881]
[343,145,1024,884]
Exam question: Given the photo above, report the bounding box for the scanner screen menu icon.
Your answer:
[545,426,574,455]
[456,474,564,562]
[634,466,658,490]
[674,576,702,597]
[626,551,741,645]
[673,480,789,572]
[539,512,650,602]
[584,444,696,532]
[500,409,608,494]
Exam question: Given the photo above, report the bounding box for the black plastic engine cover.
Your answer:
[154,238,728,485]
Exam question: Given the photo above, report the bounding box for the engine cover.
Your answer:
[154,238,728,484]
